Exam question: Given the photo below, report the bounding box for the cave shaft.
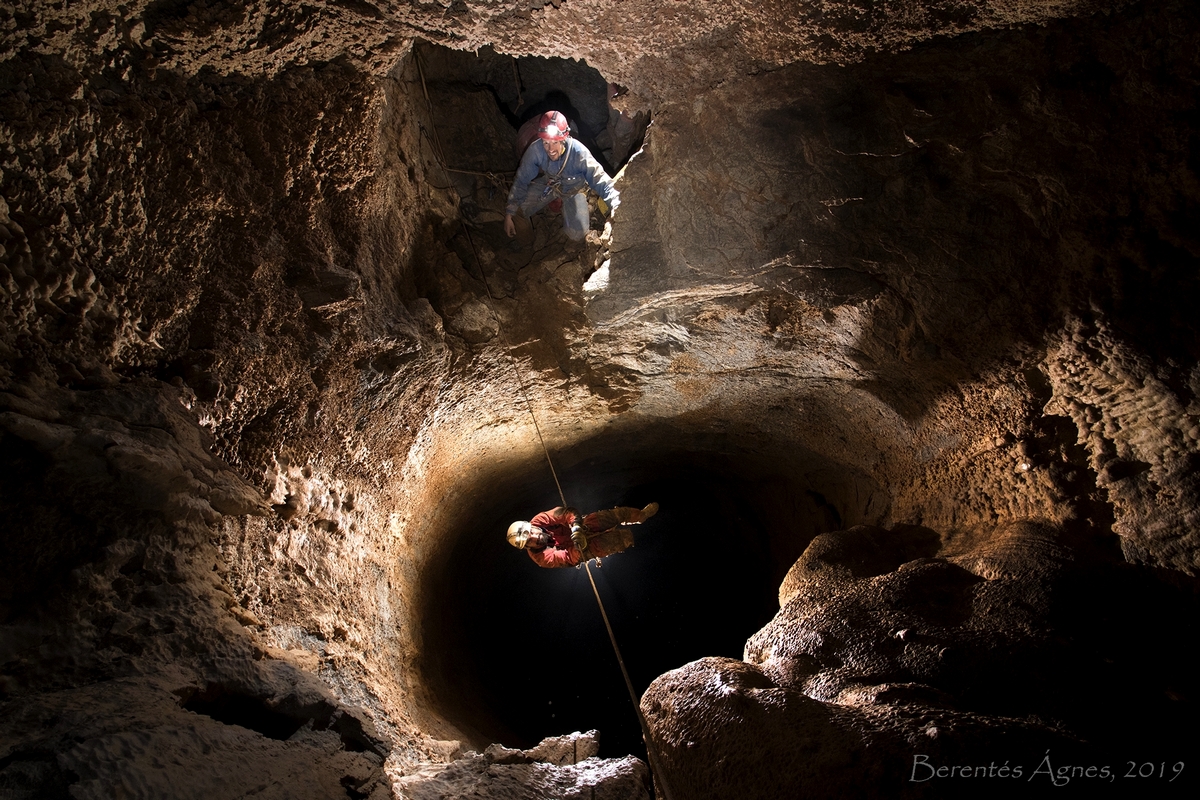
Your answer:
[2,2,1198,798]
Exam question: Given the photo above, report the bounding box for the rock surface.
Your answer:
[395,731,650,800]
[644,522,1195,797]
[3,0,1199,798]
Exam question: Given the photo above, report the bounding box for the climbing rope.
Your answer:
[414,49,567,508]
[512,56,524,110]
[413,50,673,800]
[584,561,677,800]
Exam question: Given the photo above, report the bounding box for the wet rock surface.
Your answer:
[3,0,1199,798]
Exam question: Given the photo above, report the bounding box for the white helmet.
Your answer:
[507,520,532,548]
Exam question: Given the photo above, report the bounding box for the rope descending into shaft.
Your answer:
[415,47,670,798]
[414,48,566,508]
[502,340,568,509]
[585,561,676,800]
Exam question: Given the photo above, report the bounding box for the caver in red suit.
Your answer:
[507,503,659,568]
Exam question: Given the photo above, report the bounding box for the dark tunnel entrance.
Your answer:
[410,41,650,216]
[419,441,856,759]
[403,42,805,757]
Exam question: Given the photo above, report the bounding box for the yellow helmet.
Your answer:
[507,520,532,548]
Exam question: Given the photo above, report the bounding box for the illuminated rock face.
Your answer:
[643,522,1194,798]
[2,1,1198,798]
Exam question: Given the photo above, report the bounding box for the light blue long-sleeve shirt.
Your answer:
[505,138,619,216]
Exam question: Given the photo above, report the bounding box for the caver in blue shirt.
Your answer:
[504,137,620,241]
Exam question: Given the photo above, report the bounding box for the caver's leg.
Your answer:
[561,191,589,241]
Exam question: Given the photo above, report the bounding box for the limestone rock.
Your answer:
[395,734,649,800]
[3,1,1200,798]
[645,522,1196,797]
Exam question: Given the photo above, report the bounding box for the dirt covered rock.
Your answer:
[3,1,1199,798]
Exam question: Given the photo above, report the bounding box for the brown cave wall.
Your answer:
[2,1,1199,798]
[591,0,1200,572]
[345,0,1198,787]
[413,414,888,754]
[0,17,477,793]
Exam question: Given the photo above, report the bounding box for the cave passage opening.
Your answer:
[399,39,864,764]
[418,432,861,759]
[409,41,649,218]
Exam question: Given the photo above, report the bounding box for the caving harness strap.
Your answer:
[541,146,572,201]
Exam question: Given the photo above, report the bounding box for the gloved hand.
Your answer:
[571,529,589,555]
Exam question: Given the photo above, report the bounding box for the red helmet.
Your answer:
[536,111,570,141]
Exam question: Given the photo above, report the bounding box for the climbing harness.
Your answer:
[537,142,572,208]
[414,49,677,800]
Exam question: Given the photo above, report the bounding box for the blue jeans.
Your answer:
[516,174,590,241]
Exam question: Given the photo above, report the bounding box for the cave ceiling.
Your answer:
[2,1,1198,798]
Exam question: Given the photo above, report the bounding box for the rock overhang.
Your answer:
[3,0,1199,796]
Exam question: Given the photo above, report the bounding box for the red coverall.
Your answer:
[525,506,648,568]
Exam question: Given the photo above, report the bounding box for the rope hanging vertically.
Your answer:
[585,562,677,800]
[414,48,567,509]
[413,48,672,799]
